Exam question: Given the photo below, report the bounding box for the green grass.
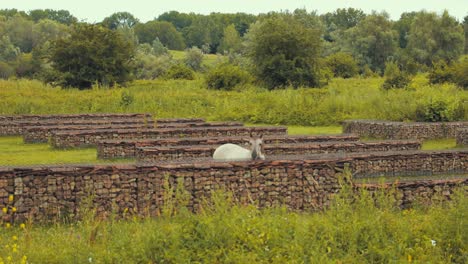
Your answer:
[1,77,465,126]
[421,138,458,150]
[287,125,342,135]
[0,137,134,166]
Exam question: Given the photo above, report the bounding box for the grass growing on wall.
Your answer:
[0,179,466,263]
[0,77,466,126]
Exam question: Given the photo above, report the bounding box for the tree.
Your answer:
[32,19,69,49]
[183,16,222,52]
[464,15,468,54]
[29,9,77,25]
[49,24,135,89]
[324,52,358,78]
[0,36,20,61]
[101,12,139,29]
[134,21,185,50]
[406,11,464,65]
[344,12,398,74]
[184,47,204,71]
[157,11,194,31]
[4,15,34,52]
[245,13,323,89]
[219,24,242,54]
[393,12,418,49]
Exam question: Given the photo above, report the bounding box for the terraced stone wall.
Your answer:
[0,150,466,221]
[97,134,360,159]
[456,128,468,146]
[343,120,468,139]
[136,140,421,162]
[51,126,288,148]
[0,114,153,136]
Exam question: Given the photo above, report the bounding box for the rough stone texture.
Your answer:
[51,126,288,148]
[0,113,152,122]
[97,134,360,159]
[155,122,243,129]
[0,118,156,136]
[23,123,156,143]
[156,118,205,124]
[0,149,466,221]
[355,178,468,209]
[343,120,468,140]
[456,128,468,146]
[136,140,422,162]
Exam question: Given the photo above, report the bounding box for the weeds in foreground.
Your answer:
[0,174,465,263]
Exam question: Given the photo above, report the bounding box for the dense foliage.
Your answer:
[48,23,135,89]
[205,64,252,90]
[0,77,466,125]
[245,13,323,88]
[0,8,465,90]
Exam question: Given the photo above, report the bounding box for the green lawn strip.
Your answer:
[0,136,133,166]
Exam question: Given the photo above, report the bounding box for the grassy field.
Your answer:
[0,76,466,126]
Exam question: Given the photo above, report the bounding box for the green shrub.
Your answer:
[382,61,411,89]
[184,47,204,71]
[451,57,468,89]
[324,52,359,78]
[428,60,454,85]
[205,64,252,90]
[165,64,195,80]
[415,99,464,122]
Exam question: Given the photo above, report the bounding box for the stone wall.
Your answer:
[155,122,243,129]
[136,140,421,162]
[51,126,288,148]
[0,113,152,122]
[97,134,360,159]
[0,150,466,221]
[343,120,468,140]
[156,118,205,124]
[355,178,468,209]
[456,128,468,146]
[0,118,156,136]
[23,123,156,143]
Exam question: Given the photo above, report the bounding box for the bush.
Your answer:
[184,47,204,71]
[415,99,464,122]
[0,62,14,79]
[205,64,252,90]
[451,57,468,89]
[324,52,359,78]
[382,61,411,90]
[428,60,454,85]
[165,64,195,80]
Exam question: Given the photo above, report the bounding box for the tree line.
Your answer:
[0,8,466,89]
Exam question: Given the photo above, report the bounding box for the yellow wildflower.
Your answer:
[5,223,10,228]
[8,195,13,202]
[11,207,16,213]
[12,235,17,241]
[21,256,27,264]
[6,256,11,262]
[12,244,17,253]
[2,207,7,214]
[20,223,25,229]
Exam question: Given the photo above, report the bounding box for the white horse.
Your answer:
[213,134,266,161]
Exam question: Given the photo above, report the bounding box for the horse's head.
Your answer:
[249,133,265,160]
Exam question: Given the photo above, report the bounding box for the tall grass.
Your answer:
[0,76,466,125]
[0,175,466,263]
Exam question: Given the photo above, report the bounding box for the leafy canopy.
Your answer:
[245,12,323,89]
[49,23,135,89]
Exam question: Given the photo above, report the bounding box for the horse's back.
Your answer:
[213,143,251,161]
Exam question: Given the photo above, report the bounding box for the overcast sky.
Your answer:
[1,0,466,23]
